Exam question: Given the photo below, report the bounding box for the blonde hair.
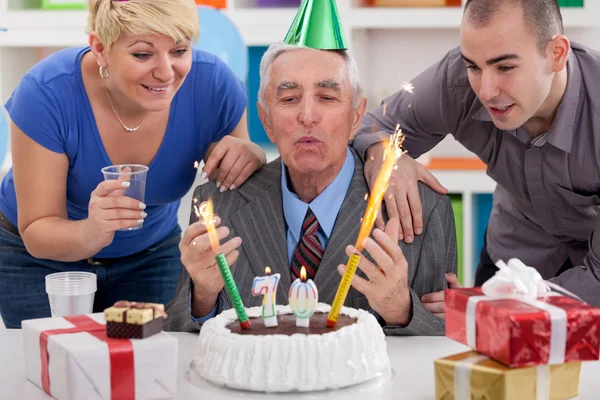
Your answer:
[86,0,200,49]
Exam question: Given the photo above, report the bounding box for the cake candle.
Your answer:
[199,199,250,329]
[326,130,405,327]
[289,266,318,327]
[252,266,281,327]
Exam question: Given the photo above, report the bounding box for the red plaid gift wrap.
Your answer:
[445,287,600,368]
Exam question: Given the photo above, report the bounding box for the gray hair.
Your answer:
[257,42,363,112]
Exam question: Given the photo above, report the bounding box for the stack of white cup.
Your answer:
[45,272,97,317]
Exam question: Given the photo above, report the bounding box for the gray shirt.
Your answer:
[353,42,600,306]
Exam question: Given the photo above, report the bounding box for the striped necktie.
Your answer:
[291,208,324,281]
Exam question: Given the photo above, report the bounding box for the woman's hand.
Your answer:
[82,178,147,250]
[202,136,266,192]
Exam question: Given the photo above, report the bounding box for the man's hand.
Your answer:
[337,218,412,326]
[420,273,462,318]
[179,214,242,316]
[364,143,447,243]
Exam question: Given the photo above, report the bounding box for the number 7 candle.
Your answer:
[326,129,405,327]
[252,266,281,327]
[198,199,251,329]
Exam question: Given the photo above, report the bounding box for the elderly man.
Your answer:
[164,38,457,335]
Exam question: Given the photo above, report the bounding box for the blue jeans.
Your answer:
[0,223,182,329]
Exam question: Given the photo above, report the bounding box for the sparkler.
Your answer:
[326,127,406,327]
[198,199,250,329]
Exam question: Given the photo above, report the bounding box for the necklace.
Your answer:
[102,80,146,132]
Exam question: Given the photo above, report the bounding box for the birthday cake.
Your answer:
[192,302,390,393]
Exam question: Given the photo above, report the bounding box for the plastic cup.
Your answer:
[45,272,97,318]
[101,164,149,231]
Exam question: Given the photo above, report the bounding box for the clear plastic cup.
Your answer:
[45,272,97,318]
[101,164,149,231]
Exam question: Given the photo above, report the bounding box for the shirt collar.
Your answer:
[471,49,581,153]
[281,147,355,239]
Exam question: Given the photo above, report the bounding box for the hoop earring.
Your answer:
[99,65,110,79]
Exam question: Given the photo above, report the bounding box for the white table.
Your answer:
[2,330,600,399]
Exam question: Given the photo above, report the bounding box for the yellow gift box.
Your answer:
[434,351,581,400]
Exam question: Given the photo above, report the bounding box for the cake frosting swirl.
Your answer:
[193,303,390,392]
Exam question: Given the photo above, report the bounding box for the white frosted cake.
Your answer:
[192,303,390,393]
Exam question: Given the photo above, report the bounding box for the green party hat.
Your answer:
[283,0,347,50]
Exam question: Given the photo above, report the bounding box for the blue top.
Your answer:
[191,147,355,323]
[0,46,247,258]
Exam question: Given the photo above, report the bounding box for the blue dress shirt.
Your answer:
[281,147,355,263]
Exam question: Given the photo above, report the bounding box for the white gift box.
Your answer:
[22,313,178,400]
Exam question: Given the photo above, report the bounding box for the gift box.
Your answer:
[434,351,581,400]
[22,313,178,400]
[446,287,600,368]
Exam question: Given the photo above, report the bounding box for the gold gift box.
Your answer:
[435,351,581,400]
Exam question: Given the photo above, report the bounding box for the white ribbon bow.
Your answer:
[466,258,574,365]
[481,258,551,300]
[484,258,584,302]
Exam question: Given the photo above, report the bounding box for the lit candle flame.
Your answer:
[300,266,307,282]
[265,266,271,275]
[355,128,405,251]
[198,199,221,253]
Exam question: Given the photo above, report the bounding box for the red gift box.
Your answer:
[445,287,600,368]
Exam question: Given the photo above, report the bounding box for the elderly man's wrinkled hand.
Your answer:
[202,136,266,192]
[179,216,242,301]
[364,144,447,243]
[337,218,412,326]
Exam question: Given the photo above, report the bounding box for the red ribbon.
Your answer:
[40,315,135,399]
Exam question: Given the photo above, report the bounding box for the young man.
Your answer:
[354,0,600,311]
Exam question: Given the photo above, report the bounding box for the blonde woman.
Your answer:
[0,0,265,328]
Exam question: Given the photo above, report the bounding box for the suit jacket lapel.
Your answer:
[229,160,292,306]
[315,152,369,304]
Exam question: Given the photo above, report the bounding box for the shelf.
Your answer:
[431,170,495,194]
[1,5,597,48]
[349,6,599,29]
[349,7,463,29]
[0,10,88,47]
[223,8,296,45]
[0,9,297,47]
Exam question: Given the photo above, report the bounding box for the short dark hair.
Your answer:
[464,0,564,56]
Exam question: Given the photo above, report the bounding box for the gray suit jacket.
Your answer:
[165,149,457,335]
